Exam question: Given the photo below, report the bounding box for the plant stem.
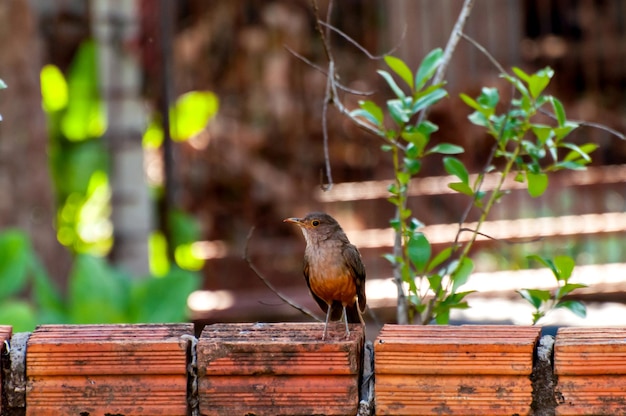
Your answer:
[392,146,409,324]
[460,141,522,260]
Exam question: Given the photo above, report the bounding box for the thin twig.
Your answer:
[244,227,322,321]
[310,0,335,191]
[317,20,405,60]
[460,32,507,75]
[537,107,626,141]
[285,45,376,96]
[433,0,475,86]
[457,227,544,244]
[321,65,334,191]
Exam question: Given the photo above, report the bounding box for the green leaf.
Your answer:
[68,255,131,323]
[564,143,598,162]
[502,73,530,100]
[554,121,579,140]
[426,247,453,273]
[527,67,554,99]
[387,99,410,124]
[358,100,384,125]
[448,182,474,197]
[549,96,566,126]
[384,55,414,91]
[451,257,473,293]
[552,161,589,171]
[0,230,31,300]
[553,255,575,281]
[511,67,531,84]
[526,172,548,197]
[404,158,422,175]
[378,69,406,99]
[170,91,219,141]
[129,268,200,323]
[402,127,428,155]
[0,79,7,89]
[31,255,66,323]
[40,64,69,112]
[415,48,443,90]
[428,143,464,155]
[350,109,381,127]
[417,120,439,136]
[411,88,448,114]
[517,288,551,309]
[477,87,500,109]
[459,93,482,112]
[531,124,554,144]
[443,156,469,183]
[0,300,37,332]
[407,233,431,273]
[467,111,490,127]
[555,300,587,318]
[556,283,587,299]
[61,40,107,141]
[435,309,450,324]
[397,171,411,185]
[427,273,443,291]
[527,255,558,277]
[561,143,594,163]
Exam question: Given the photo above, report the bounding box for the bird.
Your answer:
[284,212,366,340]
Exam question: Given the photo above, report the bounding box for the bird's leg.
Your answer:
[322,305,332,341]
[342,305,350,339]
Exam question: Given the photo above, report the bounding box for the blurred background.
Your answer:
[1,0,626,335]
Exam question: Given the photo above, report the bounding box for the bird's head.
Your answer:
[283,212,343,244]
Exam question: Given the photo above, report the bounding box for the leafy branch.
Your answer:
[518,255,587,324]
[303,1,603,325]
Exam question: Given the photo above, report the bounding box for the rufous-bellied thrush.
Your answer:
[284,212,366,340]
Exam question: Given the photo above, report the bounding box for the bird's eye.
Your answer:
[312,220,320,226]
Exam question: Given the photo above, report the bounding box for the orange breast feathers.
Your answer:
[306,260,358,307]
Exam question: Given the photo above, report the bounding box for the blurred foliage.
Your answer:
[0,37,219,330]
[143,90,219,148]
[0,229,199,332]
[41,40,111,256]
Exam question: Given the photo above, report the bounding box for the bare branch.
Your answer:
[576,120,625,140]
[460,32,507,75]
[317,20,405,60]
[537,107,626,141]
[244,227,322,321]
[433,0,476,86]
[416,0,475,128]
[457,227,543,244]
[285,45,376,96]
[321,73,333,191]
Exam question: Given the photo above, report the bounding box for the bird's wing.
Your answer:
[342,243,367,313]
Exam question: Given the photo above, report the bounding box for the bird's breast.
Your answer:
[305,245,357,306]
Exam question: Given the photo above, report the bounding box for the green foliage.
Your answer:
[143,90,219,148]
[0,229,200,331]
[41,40,110,256]
[351,51,590,325]
[518,255,587,324]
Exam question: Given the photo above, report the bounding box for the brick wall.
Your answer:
[0,323,622,415]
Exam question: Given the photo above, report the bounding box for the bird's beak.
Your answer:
[283,217,302,225]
